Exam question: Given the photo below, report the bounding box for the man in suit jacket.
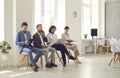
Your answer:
[16,22,42,72]
[33,24,57,68]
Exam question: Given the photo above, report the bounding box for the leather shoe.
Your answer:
[32,64,38,72]
[46,63,52,68]
[51,63,57,67]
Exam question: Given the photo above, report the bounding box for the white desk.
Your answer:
[82,39,97,54]
[82,38,110,54]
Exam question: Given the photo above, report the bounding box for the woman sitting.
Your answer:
[61,26,81,64]
[47,25,76,67]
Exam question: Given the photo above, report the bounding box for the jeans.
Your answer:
[22,46,42,65]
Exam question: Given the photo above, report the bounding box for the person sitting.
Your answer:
[16,22,42,72]
[47,25,76,67]
[61,26,81,64]
[33,24,57,68]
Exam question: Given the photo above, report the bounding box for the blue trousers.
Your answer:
[22,46,42,64]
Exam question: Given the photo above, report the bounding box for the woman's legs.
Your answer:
[52,44,76,66]
[52,44,67,65]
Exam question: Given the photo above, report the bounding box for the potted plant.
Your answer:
[0,40,12,54]
[84,34,88,39]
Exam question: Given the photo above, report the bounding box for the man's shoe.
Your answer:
[51,63,57,67]
[30,64,39,69]
[35,64,39,69]
[30,64,33,67]
[46,63,52,68]
[63,63,66,67]
[33,64,38,72]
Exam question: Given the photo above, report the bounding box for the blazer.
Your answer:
[33,32,48,49]
[16,30,32,54]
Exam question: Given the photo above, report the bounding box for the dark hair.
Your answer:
[21,22,28,27]
[49,25,56,33]
[36,24,42,28]
[64,26,69,30]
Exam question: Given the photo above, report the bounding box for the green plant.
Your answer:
[83,34,88,39]
[1,40,12,53]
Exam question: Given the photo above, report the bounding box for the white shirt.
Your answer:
[47,33,58,46]
[62,33,70,40]
[37,32,44,46]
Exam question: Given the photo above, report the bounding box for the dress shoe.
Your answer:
[32,64,38,72]
[63,63,66,67]
[51,63,58,67]
[35,64,39,69]
[30,64,39,69]
[30,64,33,67]
[46,63,52,68]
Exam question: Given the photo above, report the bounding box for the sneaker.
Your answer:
[51,63,58,67]
[69,56,76,60]
[46,63,52,68]
[75,60,81,64]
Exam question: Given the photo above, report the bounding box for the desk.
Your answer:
[82,38,110,54]
[82,39,97,54]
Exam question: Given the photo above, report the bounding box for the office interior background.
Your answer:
[0,0,120,78]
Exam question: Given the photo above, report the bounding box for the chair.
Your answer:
[48,51,62,63]
[108,38,120,65]
[17,52,30,70]
[17,52,43,70]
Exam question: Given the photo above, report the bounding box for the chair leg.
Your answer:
[109,58,113,65]
[56,52,62,63]
[18,55,26,68]
[26,55,29,70]
[40,56,43,67]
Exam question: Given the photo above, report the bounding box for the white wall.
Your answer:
[16,0,34,33]
[4,0,34,66]
[65,0,82,54]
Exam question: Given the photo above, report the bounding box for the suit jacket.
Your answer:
[33,32,48,49]
[16,30,32,54]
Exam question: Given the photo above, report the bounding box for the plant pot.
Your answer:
[1,49,9,54]
[84,36,87,39]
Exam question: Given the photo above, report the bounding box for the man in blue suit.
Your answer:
[16,22,42,72]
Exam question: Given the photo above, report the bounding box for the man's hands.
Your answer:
[25,40,30,45]
[43,45,48,48]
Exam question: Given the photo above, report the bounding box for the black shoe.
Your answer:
[35,64,39,69]
[51,63,58,67]
[69,56,76,60]
[30,64,39,69]
[33,64,38,72]
[30,64,33,67]
[63,63,66,67]
[46,63,52,68]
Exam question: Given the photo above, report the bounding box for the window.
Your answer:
[34,0,41,32]
[34,0,55,33]
[81,0,99,39]
[43,0,55,34]
[0,0,4,41]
